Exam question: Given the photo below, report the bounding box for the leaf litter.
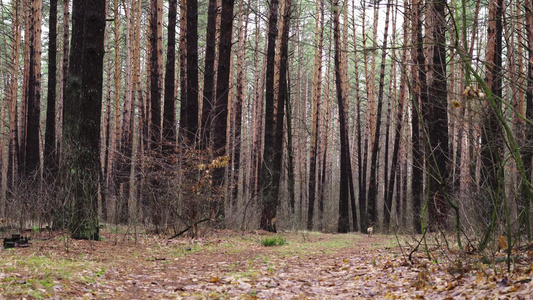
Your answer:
[0,229,532,299]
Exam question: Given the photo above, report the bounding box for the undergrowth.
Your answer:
[261,235,286,247]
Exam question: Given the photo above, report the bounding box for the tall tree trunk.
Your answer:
[19,2,30,175]
[148,0,163,229]
[522,0,533,240]
[307,0,324,230]
[57,0,70,160]
[351,0,367,232]
[178,0,188,144]
[102,52,112,221]
[212,0,235,217]
[411,0,427,234]
[278,0,293,222]
[8,0,21,194]
[163,0,178,151]
[179,0,199,145]
[260,0,280,232]
[23,0,42,176]
[333,0,352,233]
[466,0,482,193]
[130,0,142,223]
[360,1,371,230]
[104,0,121,221]
[384,0,409,230]
[245,6,265,228]
[201,0,218,149]
[318,35,333,231]
[64,0,106,240]
[367,0,391,229]
[44,0,59,178]
[285,81,296,225]
[232,0,250,212]
[114,0,136,223]
[479,0,504,251]
[149,0,162,149]
[424,0,449,228]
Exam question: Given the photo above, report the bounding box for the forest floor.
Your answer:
[0,227,532,299]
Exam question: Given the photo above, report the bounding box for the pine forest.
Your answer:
[0,0,532,250]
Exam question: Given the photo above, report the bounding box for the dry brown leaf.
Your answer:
[498,236,508,251]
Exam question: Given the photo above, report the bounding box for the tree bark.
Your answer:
[23,0,42,176]
[307,0,324,230]
[278,0,293,221]
[57,0,70,157]
[44,0,59,178]
[180,0,199,145]
[260,0,280,232]
[383,0,409,230]
[367,0,392,229]
[149,0,162,149]
[178,0,188,145]
[424,0,450,228]
[479,0,504,251]
[333,0,352,233]
[522,0,533,240]
[163,0,178,151]
[411,0,427,234]
[200,0,218,149]
[64,0,106,240]
[232,0,250,212]
[212,0,235,216]
[7,0,21,193]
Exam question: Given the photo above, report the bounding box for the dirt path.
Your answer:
[1,230,532,299]
[88,232,399,299]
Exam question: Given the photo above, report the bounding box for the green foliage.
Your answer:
[260,235,286,247]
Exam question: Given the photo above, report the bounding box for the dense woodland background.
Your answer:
[0,0,531,248]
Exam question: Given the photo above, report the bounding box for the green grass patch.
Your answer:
[0,250,102,298]
[261,235,286,247]
[276,233,358,255]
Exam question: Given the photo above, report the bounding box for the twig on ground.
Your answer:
[168,218,210,239]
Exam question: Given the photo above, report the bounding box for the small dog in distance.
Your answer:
[367,226,373,237]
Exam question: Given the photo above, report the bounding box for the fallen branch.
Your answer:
[168,218,211,239]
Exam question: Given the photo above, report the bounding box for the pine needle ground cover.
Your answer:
[0,229,532,299]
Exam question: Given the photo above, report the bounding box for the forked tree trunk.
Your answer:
[367,0,391,229]
[333,0,351,233]
[278,0,293,220]
[384,0,408,230]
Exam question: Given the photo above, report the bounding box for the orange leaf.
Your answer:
[498,236,508,251]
